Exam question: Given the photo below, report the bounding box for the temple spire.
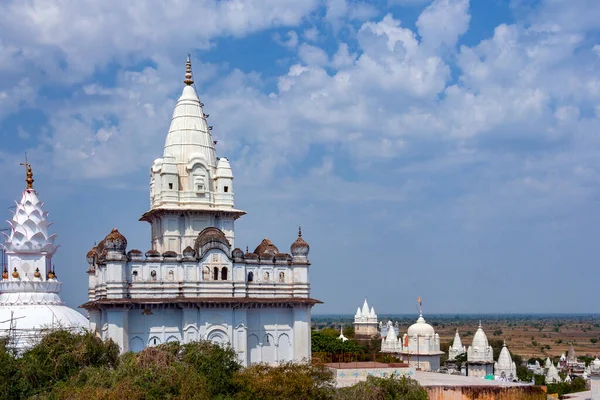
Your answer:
[20,153,34,190]
[184,55,194,86]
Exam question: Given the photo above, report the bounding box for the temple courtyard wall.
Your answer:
[327,365,547,399]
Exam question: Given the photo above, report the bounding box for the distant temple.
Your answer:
[353,298,378,338]
[380,302,443,372]
[494,341,517,381]
[448,329,466,360]
[466,322,494,378]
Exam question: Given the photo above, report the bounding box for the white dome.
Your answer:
[0,304,88,350]
[407,314,435,337]
[593,357,600,367]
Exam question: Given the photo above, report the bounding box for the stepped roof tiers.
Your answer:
[353,298,378,338]
[466,322,494,378]
[83,58,319,366]
[0,164,88,351]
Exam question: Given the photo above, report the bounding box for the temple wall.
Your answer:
[425,386,547,400]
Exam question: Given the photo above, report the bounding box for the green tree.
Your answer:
[17,330,119,398]
[234,362,334,400]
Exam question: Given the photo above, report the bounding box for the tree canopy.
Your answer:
[0,330,429,400]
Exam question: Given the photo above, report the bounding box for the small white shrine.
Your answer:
[0,164,88,351]
[353,298,378,338]
[466,322,494,378]
[494,341,517,381]
[380,302,443,372]
[448,329,466,360]
[546,362,562,383]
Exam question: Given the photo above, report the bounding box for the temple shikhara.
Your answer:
[0,163,88,351]
[81,57,319,365]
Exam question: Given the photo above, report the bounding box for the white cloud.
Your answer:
[298,43,329,66]
[0,0,320,82]
[2,0,600,235]
[416,0,470,50]
[303,27,320,42]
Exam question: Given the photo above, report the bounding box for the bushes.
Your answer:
[335,376,428,400]
[0,330,429,400]
[234,362,334,400]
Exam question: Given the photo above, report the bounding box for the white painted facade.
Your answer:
[83,58,318,366]
[0,171,88,351]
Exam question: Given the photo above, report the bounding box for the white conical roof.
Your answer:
[369,306,376,318]
[361,298,370,316]
[163,57,216,169]
[451,329,463,349]
[0,173,87,352]
[545,357,552,369]
[2,189,57,254]
[546,363,561,383]
[355,307,361,318]
[471,322,489,349]
[497,342,513,369]
[385,323,397,342]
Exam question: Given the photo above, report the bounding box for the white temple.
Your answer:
[494,341,517,381]
[353,298,378,338]
[380,321,400,353]
[0,164,88,351]
[82,58,319,366]
[546,362,562,383]
[466,322,494,378]
[448,329,466,360]
[380,308,443,372]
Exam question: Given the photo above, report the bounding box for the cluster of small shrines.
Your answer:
[0,58,318,366]
[353,298,600,384]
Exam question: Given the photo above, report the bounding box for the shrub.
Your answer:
[335,376,428,400]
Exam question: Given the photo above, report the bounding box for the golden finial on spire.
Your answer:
[184,55,194,86]
[20,153,34,189]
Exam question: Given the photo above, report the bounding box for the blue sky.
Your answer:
[1,0,600,314]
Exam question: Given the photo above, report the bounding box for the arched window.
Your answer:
[213,267,219,281]
[264,272,269,281]
[248,271,254,282]
[168,270,174,281]
[221,267,228,281]
[150,270,157,281]
[132,270,138,281]
[279,272,284,283]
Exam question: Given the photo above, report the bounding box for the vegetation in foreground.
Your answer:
[0,330,427,400]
